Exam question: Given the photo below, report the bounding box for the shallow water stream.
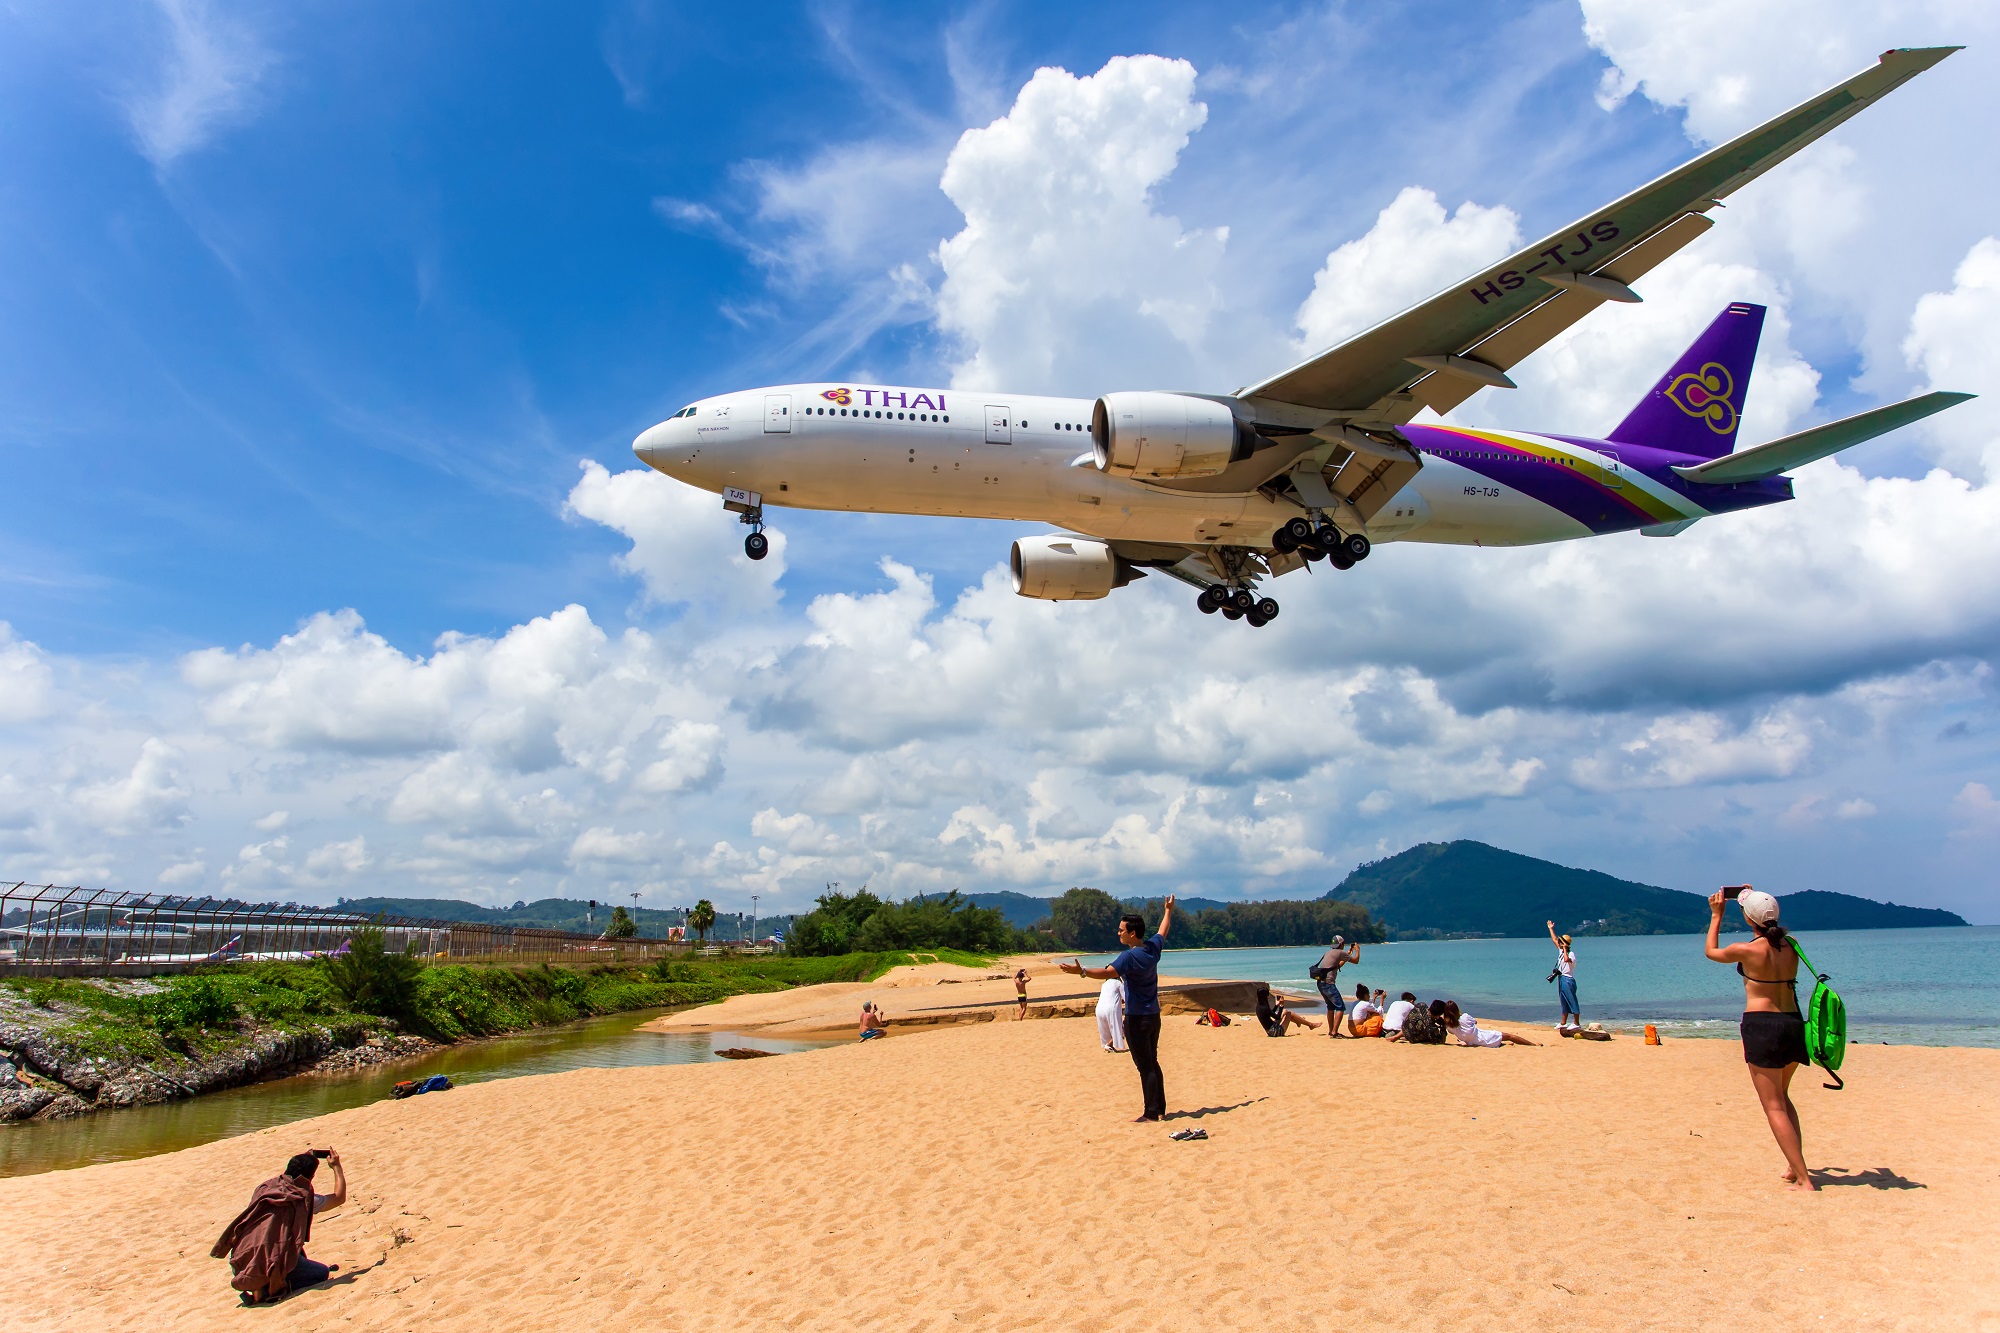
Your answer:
[1,1008,834,1179]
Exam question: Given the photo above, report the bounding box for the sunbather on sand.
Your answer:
[1441,1001,1538,1047]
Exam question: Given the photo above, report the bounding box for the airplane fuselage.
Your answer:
[634,382,1792,550]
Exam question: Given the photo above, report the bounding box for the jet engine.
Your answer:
[1009,535,1144,601]
[1091,391,1251,480]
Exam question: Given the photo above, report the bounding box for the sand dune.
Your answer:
[1,1009,1995,1331]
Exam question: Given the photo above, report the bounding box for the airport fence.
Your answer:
[0,882,684,978]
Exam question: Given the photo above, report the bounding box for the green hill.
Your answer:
[1323,841,1968,938]
[333,896,793,940]
[966,891,1231,929]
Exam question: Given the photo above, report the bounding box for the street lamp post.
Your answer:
[750,894,759,948]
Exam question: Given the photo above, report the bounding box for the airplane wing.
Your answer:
[1238,46,1960,434]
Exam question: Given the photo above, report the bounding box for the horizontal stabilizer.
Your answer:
[1671,392,1975,484]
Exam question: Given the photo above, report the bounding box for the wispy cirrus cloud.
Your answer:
[124,0,275,169]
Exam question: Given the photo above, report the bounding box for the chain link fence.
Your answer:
[0,882,682,978]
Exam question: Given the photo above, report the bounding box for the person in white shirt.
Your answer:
[1095,977,1127,1053]
[1547,920,1581,1034]
[1442,1001,1539,1047]
[1381,992,1418,1041]
[1346,984,1385,1037]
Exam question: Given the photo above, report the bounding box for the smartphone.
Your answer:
[311,1149,331,1159]
[1721,885,1749,901]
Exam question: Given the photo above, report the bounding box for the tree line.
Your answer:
[784,885,1380,956]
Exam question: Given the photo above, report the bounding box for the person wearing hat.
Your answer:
[1310,934,1360,1039]
[1546,920,1580,1035]
[1704,886,1816,1192]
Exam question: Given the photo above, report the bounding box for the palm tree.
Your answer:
[688,899,717,944]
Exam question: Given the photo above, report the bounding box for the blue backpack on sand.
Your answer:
[1790,939,1846,1090]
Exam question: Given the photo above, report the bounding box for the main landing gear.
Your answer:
[1197,584,1281,628]
[1273,516,1370,569]
[744,529,769,560]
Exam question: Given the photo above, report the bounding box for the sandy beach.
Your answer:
[2,963,1997,1331]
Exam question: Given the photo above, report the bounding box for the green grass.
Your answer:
[0,948,978,1066]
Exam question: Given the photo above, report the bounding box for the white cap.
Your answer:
[1738,889,1780,927]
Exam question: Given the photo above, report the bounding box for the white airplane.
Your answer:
[636,48,1970,627]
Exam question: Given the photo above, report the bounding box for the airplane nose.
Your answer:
[633,420,674,468]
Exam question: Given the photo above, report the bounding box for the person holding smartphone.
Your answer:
[213,1147,347,1303]
[1060,896,1175,1121]
[1705,886,1816,1191]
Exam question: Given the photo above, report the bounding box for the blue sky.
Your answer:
[3,0,1998,921]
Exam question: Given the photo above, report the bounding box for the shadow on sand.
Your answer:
[1165,1098,1267,1121]
[1811,1166,1926,1190]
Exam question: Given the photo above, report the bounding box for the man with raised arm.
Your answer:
[1061,896,1175,1122]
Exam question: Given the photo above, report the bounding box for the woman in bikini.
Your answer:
[1704,887,1816,1191]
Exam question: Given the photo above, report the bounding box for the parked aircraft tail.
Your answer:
[1610,303,1765,458]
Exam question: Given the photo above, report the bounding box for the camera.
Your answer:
[1545,969,1561,984]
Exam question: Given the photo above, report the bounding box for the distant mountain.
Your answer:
[334,896,794,941]
[1322,841,1969,938]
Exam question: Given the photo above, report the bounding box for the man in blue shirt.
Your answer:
[1061,896,1174,1121]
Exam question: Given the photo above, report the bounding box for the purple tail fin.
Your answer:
[1609,303,1765,458]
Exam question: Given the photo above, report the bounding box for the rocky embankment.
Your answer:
[0,1017,436,1123]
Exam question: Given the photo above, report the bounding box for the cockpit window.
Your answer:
[672,405,697,418]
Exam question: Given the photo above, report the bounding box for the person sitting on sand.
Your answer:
[1347,984,1384,1037]
[1254,988,1323,1037]
[1442,1001,1539,1048]
[213,1148,346,1305]
[1381,992,1418,1042]
[858,1002,887,1041]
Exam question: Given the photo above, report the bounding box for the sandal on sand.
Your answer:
[1169,1127,1208,1141]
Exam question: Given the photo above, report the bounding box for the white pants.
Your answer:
[1096,979,1127,1051]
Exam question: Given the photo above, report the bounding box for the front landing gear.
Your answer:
[724,486,771,561]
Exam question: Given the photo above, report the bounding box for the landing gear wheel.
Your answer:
[1221,605,1244,621]
[1272,526,1298,555]
[1255,597,1280,621]
[1246,611,1269,628]
[1330,551,1355,571]
[1282,517,1316,546]
[1302,544,1325,563]
[1229,588,1256,613]
[1197,586,1226,614]
[744,531,770,561]
[1314,523,1344,552]
[1342,532,1372,561]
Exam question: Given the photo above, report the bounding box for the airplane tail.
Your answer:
[1609,303,1765,458]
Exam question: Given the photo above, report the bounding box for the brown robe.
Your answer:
[211,1174,314,1295]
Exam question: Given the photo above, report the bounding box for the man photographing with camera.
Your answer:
[212,1146,346,1305]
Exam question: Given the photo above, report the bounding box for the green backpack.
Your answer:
[1789,938,1846,1090]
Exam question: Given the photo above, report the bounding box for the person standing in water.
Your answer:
[1061,896,1175,1121]
[1311,935,1360,1038]
[1704,887,1816,1192]
[1546,921,1580,1035]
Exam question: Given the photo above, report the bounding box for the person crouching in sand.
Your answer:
[1706,887,1816,1191]
[1061,896,1175,1121]
[858,1001,887,1041]
[213,1148,346,1305]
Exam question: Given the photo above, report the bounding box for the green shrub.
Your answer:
[149,974,239,1031]
[321,925,424,1017]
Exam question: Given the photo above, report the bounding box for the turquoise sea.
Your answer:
[1093,925,2000,1047]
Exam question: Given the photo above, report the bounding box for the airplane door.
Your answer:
[764,394,792,434]
[1600,448,1623,488]
[984,404,1012,444]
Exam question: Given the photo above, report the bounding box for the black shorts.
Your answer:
[1740,1012,1809,1069]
